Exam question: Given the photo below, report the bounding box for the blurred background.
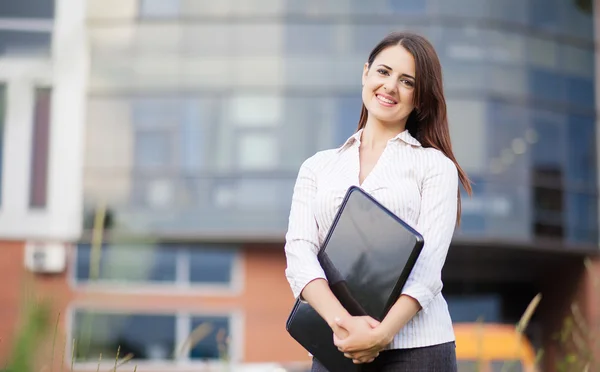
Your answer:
[0,0,599,371]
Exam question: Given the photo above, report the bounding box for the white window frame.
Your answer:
[68,243,244,297]
[65,305,244,371]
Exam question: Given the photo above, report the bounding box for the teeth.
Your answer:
[377,95,395,104]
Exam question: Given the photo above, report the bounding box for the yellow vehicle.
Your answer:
[454,323,538,372]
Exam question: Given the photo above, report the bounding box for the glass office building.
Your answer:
[84,0,597,246]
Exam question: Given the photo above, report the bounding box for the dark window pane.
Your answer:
[190,316,230,360]
[30,87,51,208]
[0,30,51,56]
[528,68,565,102]
[566,191,598,244]
[73,311,176,361]
[446,294,502,323]
[189,246,236,284]
[76,244,177,283]
[566,115,596,187]
[0,0,54,18]
[565,76,594,108]
[529,0,559,30]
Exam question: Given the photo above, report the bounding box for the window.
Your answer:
[29,87,51,208]
[72,310,233,364]
[0,85,5,207]
[74,243,240,290]
[0,0,53,56]
[0,30,52,56]
[566,114,596,187]
[226,95,281,171]
[132,97,206,173]
[139,0,181,18]
[335,94,362,147]
[284,24,335,55]
[0,0,54,18]
[388,0,426,13]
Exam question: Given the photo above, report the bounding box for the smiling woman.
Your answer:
[284,31,472,372]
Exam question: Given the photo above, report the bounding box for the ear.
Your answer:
[362,62,369,86]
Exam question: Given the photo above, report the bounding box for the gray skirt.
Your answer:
[311,341,457,372]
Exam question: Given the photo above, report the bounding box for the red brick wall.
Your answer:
[0,240,309,370]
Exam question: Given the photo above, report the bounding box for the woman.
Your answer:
[284,31,472,371]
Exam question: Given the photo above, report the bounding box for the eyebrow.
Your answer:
[377,64,415,80]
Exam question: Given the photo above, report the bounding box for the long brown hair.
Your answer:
[357,31,472,225]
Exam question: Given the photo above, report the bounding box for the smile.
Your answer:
[376,94,397,106]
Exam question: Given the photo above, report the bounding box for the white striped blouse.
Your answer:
[284,128,458,349]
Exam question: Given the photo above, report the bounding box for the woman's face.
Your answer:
[361,45,416,128]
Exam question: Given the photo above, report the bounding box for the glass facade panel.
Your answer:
[84,0,598,247]
[75,243,238,286]
[73,311,176,362]
[0,30,51,56]
[0,0,54,18]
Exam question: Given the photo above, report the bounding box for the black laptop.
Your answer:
[286,186,424,372]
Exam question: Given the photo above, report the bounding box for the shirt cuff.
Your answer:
[287,267,327,301]
[401,278,435,313]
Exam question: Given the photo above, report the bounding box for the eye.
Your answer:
[401,79,415,87]
[377,68,390,76]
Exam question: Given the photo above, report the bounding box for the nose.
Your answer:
[383,80,397,94]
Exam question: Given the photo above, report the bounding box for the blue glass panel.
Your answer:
[335,94,363,147]
[528,68,565,102]
[531,111,564,169]
[76,244,177,283]
[446,294,502,323]
[190,316,230,359]
[284,24,335,55]
[0,0,54,18]
[565,76,595,109]
[179,100,204,173]
[566,191,598,244]
[566,114,596,186]
[388,0,426,13]
[189,246,236,284]
[458,176,486,234]
[74,311,176,361]
[529,0,559,30]
[0,30,51,56]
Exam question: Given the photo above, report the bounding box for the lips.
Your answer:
[376,94,397,106]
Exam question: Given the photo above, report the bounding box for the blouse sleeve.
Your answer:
[401,153,458,313]
[284,157,327,299]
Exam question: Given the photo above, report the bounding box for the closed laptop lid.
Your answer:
[318,185,424,320]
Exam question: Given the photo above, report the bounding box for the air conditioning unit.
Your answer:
[24,241,68,274]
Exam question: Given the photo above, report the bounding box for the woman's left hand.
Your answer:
[332,316,391,363]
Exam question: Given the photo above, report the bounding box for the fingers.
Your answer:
[344,351,380,363]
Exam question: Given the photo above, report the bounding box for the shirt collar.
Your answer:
[336,128,422,153]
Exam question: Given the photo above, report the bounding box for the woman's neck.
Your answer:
[360,118,406,150]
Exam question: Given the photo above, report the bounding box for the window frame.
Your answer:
[65,306,243,370]
[69,243,244,296]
